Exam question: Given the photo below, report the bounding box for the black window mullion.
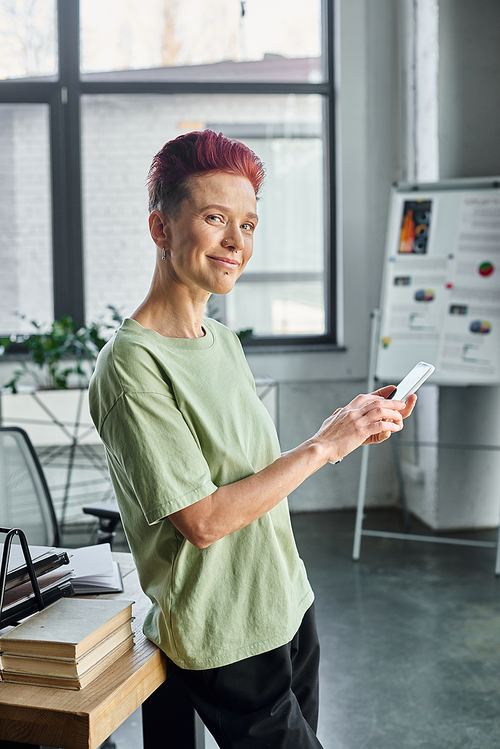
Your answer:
[51,0,84,326]
[323,0,337,343]
[80,81,329,96]
[0,81,58,103]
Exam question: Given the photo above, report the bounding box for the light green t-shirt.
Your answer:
[89,317,313,670]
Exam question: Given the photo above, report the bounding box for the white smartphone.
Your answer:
[387,361,435,402]
[328,361,435,465]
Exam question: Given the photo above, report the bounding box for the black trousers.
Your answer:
[169,604,324,749]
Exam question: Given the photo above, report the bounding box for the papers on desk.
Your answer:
[63,543,124,595]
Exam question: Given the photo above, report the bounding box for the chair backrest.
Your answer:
[0,427,60,547]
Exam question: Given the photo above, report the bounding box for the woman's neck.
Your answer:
[131,271,209,339]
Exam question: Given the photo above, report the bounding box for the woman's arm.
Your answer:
[169,387,416,548]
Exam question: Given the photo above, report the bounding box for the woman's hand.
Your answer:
[311,385,416,463]
[362,385,417,445]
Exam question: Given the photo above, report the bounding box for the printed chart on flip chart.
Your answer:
[377,181,500,385]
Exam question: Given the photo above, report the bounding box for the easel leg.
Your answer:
[142,674,205,749]
[353,309,381,562]
[353,444,370,560]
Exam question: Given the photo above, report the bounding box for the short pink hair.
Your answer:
[147,130,265,217]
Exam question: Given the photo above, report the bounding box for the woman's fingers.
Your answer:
[362,430,392,445]
[351,398,405,426]
[345,386,403,411]
[350,387,417,420]
[361,394,416,444]
[401,393,417,418]
[371,386,418,418]
[317,399,403,461]
[330,398,405,433]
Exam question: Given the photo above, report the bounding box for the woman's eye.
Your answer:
[241,223,254,231]
[207,215,222,223]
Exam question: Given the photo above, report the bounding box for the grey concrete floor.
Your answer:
[95,509,500,748]
[298,509,500,749]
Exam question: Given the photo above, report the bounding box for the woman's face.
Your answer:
[161,171,258,297]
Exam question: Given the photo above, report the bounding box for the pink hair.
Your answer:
[147,130,265,216]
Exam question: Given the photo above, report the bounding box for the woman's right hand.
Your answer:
[311,386,409,465]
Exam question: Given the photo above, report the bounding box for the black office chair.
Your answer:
[0,426,60,547]
[82,500,121,549]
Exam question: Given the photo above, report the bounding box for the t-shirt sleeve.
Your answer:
[101,390,218,524]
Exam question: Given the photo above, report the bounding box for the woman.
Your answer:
[89,130,414,748]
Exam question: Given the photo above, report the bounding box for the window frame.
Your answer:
[0,0,339,349]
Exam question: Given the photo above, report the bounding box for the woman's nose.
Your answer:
[222,232,243,252]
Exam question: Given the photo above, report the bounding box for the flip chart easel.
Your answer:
[353,177,500,573]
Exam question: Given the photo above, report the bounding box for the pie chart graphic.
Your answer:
[478,261,494,278]
[414,289,435,302]
[470,320,491,334]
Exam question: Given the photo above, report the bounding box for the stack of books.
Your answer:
[0,598,134,689]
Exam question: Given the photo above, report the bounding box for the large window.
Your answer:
[0,0,337,347]
[80,0,322,82]
[0,103,53,333]
[0,0,57,80]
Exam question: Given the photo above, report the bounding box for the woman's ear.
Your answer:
[149,211,169,248]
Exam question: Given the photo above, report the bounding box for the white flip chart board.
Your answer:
[376,178,500,386]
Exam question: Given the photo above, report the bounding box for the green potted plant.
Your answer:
[0,307,122,393]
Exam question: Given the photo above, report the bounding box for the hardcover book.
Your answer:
[1,634,135,690]
[0,598,134,659]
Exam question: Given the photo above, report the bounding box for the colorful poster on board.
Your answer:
[436,194,500,381]
[379,197,446,361]
[398,200,433,254]
[377,186,500,384]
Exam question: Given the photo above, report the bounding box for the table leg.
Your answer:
[142,674,205,749]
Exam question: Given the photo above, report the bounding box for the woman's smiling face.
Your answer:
[161,171,258,297]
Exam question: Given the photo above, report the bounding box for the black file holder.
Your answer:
[0,527,72,629]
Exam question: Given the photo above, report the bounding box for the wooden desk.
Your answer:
[0,553,202,749]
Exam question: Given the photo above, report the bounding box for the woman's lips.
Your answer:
[207,255,239,269]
